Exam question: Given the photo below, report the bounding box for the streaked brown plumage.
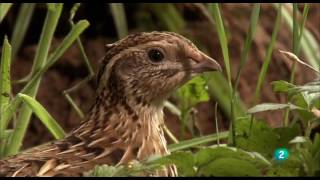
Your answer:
[0,31,221,177]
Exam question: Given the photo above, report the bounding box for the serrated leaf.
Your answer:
[234,118,300,158]
[195,147,269,168]
[153,151,196,176]
[195,147,269,176]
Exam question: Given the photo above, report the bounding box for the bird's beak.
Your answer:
[187,49,222,73]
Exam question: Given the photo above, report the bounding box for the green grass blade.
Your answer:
[234,4,260,92]
[254,4,282,103]
[23,4,62,83]
[11,3,36,59]
[297,4,310,54]
[288,3,311,83]
[149,3,185,32]
[0,36,11,124]
[292,3,299,54]
[0,36,12,157]
[230,3,260,147]
[207,4,232,87]
[189,4,247,122]
[168,131,229,152]
[4,4,63,156]
[110,3,128,39]
[17,93,65,139]
[208,3,237,145]
[0,3,12,23]
[289,3,300,84]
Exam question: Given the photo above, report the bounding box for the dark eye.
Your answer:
[148,49,164,62]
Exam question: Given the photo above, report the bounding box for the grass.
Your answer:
[254,4,282,104]
[17,93,66,139]
[0,3,90,157]
[6,3,63,156]
[0,3,12,23]
[0,36,11,156]
[11,3,36,60]
[0,3,319,177]
[110,3,128,39]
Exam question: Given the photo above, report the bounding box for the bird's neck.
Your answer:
[70,89,169,164]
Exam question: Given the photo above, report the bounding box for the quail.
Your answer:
[0,31,221,177]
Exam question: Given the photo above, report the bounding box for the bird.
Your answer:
[0,31,221,177]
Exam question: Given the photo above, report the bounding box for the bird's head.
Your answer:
[97,31,221,107]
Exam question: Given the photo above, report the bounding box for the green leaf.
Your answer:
[273,124,301,147]
[293,93,316,123]
[195,147,269,176]
[234,118,277,158]
[155,151,196,176]
[207,3,231,85]
[199,157,260,176]
[271,80,296,93]
[177,76,210,109]
[248,103,306,114]
[234,118,300,158]
[17,93,65,139]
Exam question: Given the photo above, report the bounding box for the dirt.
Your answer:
[1,4,319,149]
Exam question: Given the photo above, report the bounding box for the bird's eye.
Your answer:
[148,49,164,62]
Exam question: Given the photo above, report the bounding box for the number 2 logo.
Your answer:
[274,148,289,161]
[278,150,284,159]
